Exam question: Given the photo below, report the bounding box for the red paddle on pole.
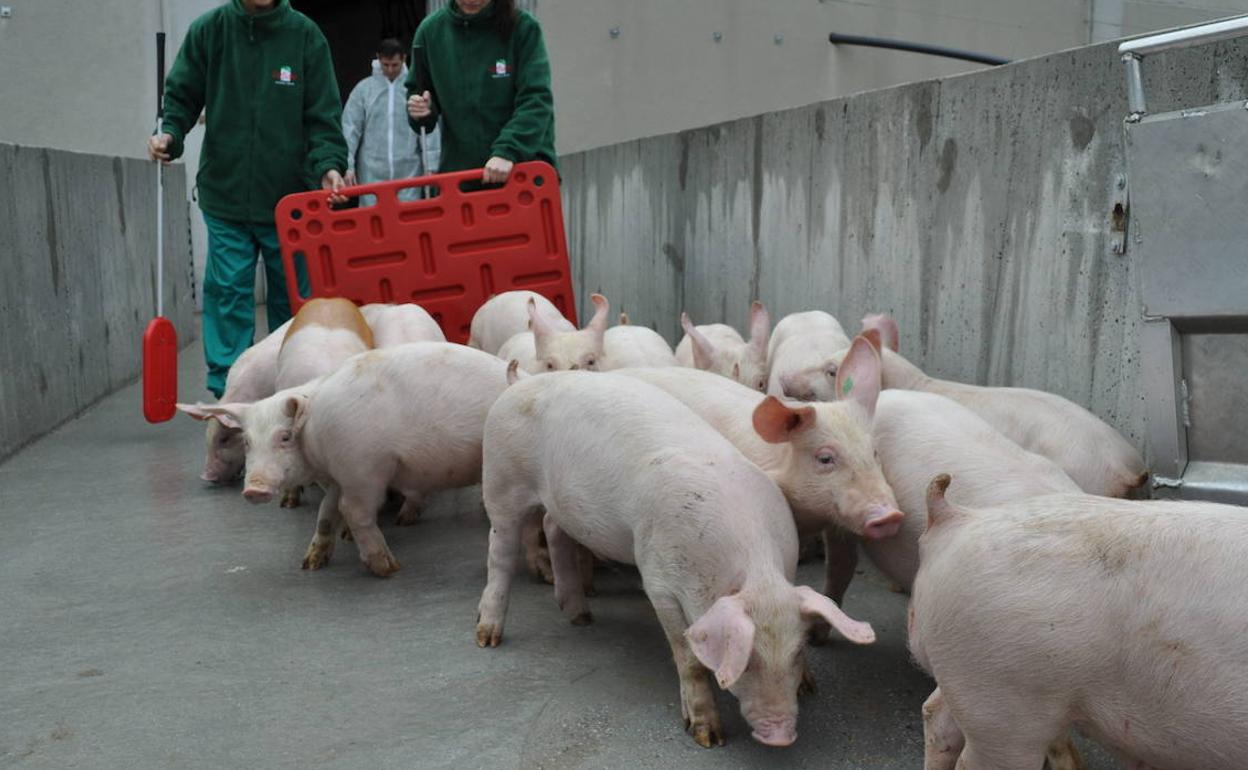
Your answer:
[143,30,177,423]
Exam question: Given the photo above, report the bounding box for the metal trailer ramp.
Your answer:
[1122,18,1248,504]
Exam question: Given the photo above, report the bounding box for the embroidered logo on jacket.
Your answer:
[272,65,298,86]
[490,59,511,78]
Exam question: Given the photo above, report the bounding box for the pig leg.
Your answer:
[577,545,596,597]
[521,512,554,584]
[394,489,424,526]
[949,696,1059,770]
[822,527,859,604]
[338,486,400,577]
[477,487,541,648]
[650,593,724,748]
[808,528,859,646]
[542,513,592,625]
[302,484,343,571]
[922,687,965,770]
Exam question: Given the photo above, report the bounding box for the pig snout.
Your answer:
[862,505,904,540]
[749,716,797,747]
[242,485,274,504]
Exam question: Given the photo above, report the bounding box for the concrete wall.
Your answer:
[0,144,196,461]
[558,36,1248,457]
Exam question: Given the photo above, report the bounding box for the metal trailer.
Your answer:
[1120,16,1248,505]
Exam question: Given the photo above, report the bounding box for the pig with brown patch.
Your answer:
[910,475,1248,770]
[475,370,876,748]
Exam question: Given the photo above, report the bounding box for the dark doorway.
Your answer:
[293,0,427,104]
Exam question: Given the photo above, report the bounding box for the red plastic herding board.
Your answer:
[275,161,576,343]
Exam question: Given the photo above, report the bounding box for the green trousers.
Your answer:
[201,212,308,398]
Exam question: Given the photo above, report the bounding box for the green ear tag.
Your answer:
[842,375,854,396]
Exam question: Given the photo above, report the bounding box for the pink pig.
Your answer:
[766,311,852,400]
[854,314,1147,497]
[178,342,509,577]
[910,475,1248,770]
[675,301,771,391]
[475,371,875,748]
[468,290,574,355]
[617,336,902,600]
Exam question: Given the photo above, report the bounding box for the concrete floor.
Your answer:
[1,344,1121,769]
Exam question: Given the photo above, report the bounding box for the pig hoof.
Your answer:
[366,552,401,578]
[280,489,302,509]
[570,611,593,626]
[887,581,906,594]
[688,719,725,748]
[301,543,333,570]
[475,621,503,648]
[395,504,422,526]
[340,527,354,542]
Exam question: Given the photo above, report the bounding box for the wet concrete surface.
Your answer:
[0,344,1121,769]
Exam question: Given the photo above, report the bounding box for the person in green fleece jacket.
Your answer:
[404,0,556,184]
[147,0,348,399]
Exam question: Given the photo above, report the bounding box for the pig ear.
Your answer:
[177,402,246,431]
[835,337,882,419]
[794,586,875,645]
[861,313,900,352]
[748,301,771,357]
[752,395,817,443]
[861,328,883,354]
[528,298,557,354]
[283,394,310,435]
[685,594,755,690]
[505,359,529,385]
[681,312,716,370]
[586,293,609,342]
[925,473,964,530]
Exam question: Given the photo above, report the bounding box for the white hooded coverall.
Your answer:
[342,60,442,202]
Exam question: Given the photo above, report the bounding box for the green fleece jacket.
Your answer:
[406,3,556,174]
[160,0,347,223]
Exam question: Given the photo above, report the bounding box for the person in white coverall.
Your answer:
[342,38,441,203]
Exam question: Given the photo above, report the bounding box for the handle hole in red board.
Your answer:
[534,175,545,187]
[292,251,311,300]
[291,209,303,220]
[397,183,441,200]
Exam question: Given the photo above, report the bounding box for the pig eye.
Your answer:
[584,357,597,370]
[756,378,767,392]
[546,362,555,371]
[279,430,293,444]
[816,453,836,466]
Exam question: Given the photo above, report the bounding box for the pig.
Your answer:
[177,342,509,576]
[496,331,539,374]
[194,319,292,484]
[855,389,1081,595]
[615,336,901,601]
[910,475,1248,770]
[601,324,679,369]
[765,311,851,400]
[475,370,876,747]
[275,298,375,391]
[468,290,574,355]
[675,302,772,391]
[528,293,609,372]
[847,314,1147,498]
[358,302,446,347]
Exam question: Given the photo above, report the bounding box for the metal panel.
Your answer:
[1182,330,1248,465]
[1126,101,1248,319]
[1140,318,1188,481]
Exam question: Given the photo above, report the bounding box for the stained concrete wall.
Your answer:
[559,36,1248,457]
[0,144,196,461]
